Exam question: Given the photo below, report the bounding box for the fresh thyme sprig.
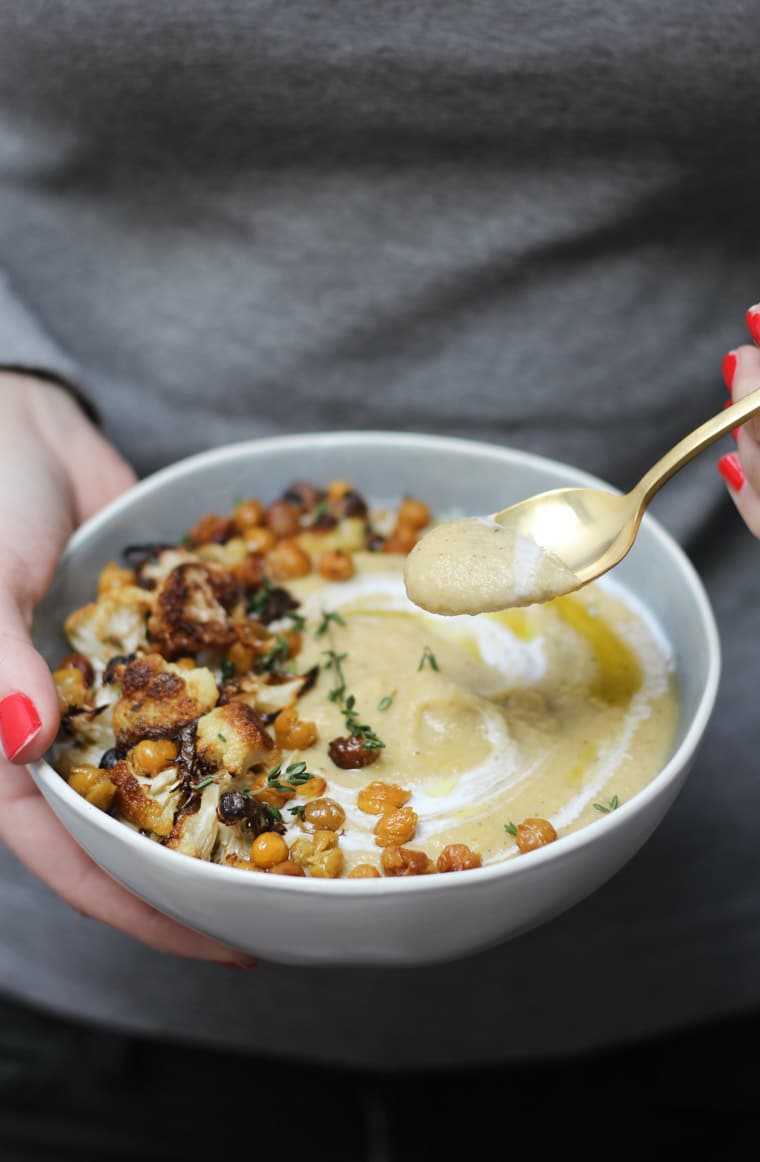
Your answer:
[265,759,315,793]
[418,645,439,672]
[323,648,385,751]
[314,609,347,638]
[593,795,620,814]
[504,821,518,836]
[255,634,290,673]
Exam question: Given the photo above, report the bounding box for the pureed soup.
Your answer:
[48,480,679,878]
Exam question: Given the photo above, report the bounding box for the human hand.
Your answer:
[717,310,760,537]
[0,375,254,965]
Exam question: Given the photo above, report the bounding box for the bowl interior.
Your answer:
[32,430,720,770]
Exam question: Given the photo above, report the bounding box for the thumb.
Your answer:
[0,444,78,763]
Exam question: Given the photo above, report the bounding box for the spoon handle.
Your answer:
[635,383,760,505]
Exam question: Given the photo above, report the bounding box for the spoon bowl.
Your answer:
[492,384,760,592]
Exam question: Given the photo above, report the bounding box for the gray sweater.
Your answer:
[1,1,759,1066]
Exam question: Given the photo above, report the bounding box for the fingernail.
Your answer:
[0,692,41,760]
[717,452,745,492]
[746,305,760,346]
[722,351,737,392]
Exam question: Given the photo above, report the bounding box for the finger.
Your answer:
[0,756,256,965]
[0,446,76,762]
[724,341,760,443]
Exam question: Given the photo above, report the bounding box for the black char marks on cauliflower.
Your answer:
[147,560,242,659]
[111,654,218,750]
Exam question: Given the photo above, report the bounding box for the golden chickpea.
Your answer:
[274,706,318,750]
[381,846,433,876]
[244,527,277,555]
[436,844,482,873]
[256,785,294,808]
[383,522,418,555]
[357,781,411,815]
[265,500,301,539]
[250,832,290,869]
[303,797,346,832]
[515,818,558,854]
[397,497,431,530]
[68,764,104,795]
[231,554,266,590]
[227,641,257,675]
[233,498,265,532]
[189,513,235,545]
[86,778,117,812]
[308,848,345,878]
[348,864,381,879]
[268,860,306,877]
[97,561,136,595]
[373,806,418,847]
[318,549,355,582]
[129,738,178,777]
[58,652,94,686]
[175,656,197,670]
[52,666,90,711]
[265,538,312,581]
[327,479,354,502]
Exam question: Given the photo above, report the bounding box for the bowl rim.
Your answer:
[30,429,722,897]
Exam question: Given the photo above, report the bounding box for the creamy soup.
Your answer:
[404,516,582,614]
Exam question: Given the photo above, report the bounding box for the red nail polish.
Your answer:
[717,452,745,492]
[746,307,760,346]
[0,692,42,760]
[722,352,737,391]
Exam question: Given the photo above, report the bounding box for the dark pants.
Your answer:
[0,992,757,1161]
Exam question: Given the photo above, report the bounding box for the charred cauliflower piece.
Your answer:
[111,654,218,750]
[109,761,180,837]
[64,587,153,664]
[147,560,242,659]
[219,668,317,715]
[164,781,221,859]
[195,702,275,778]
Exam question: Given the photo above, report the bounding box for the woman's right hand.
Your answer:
[0,374,254,965]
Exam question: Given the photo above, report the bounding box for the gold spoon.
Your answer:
[491,384,760,589]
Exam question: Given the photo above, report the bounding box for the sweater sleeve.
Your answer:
[0,266,99,423]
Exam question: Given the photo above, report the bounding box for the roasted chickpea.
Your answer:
[514,817,558,854]
[250,831,290,868]
[68,765,116,812]
[380,846,433,876]
[308,847,345,878]
[244,527,277,555]
[274,706,318,750]
[303,797,346,832]
[373,806,418,847]
[383,521,418,555]
[52,666,90,711]
[357,781,411,815]
[348,863,381,879]
[227,641,257,675]
[58,652,95,686]
[86,779,117,812]
[326,479,354,502]
[231,554,266,590]
[436,844,482,873]
[318,548,355,582]
[269,860,306,877]
[232,498,265,532]
[265,538,312,581]
[189,513,235,545]
[298,774,327,800]
[396,497,431,530]
[129,738,178,777]
[265,500,301,539]
[175,656,197,670]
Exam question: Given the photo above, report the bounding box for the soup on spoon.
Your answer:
[404,515,581,615]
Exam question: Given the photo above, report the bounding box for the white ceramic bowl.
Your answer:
[29,432,720,966]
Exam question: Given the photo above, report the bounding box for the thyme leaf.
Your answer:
[504,821,518,836]
[418,645,439,672]
[593,795,620,814]
[314,609,347,638]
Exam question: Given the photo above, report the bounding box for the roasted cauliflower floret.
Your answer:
[218,668,317,715]
[164,782,221,859]
[195,702,275,778]
[64,586,153,664]
[108,761,180,837]
[111,653,218,750]
[147,561,242,658]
